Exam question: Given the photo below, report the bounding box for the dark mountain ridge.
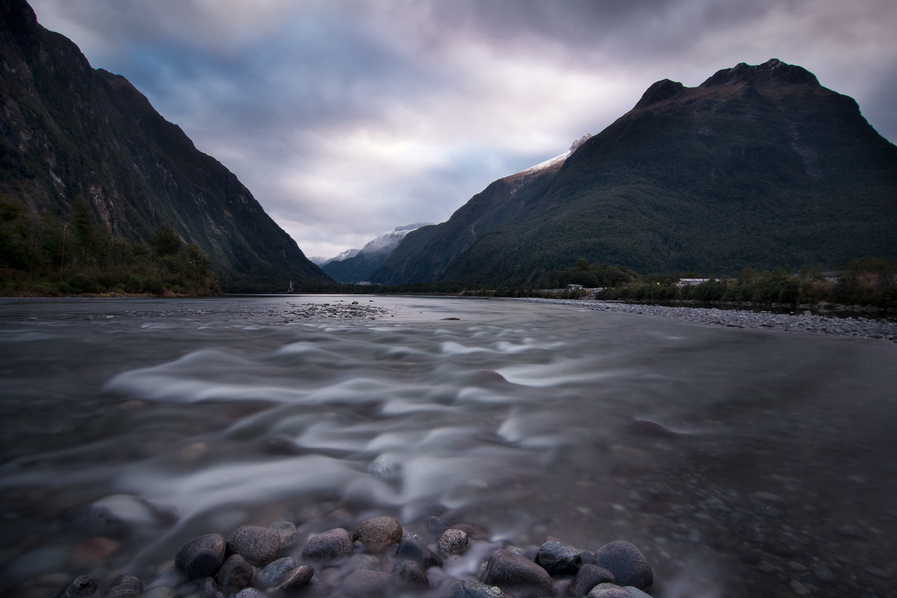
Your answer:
[378,59,897,287]
[0,0,331,292]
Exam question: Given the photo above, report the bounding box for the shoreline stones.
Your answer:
[60,516,657,598]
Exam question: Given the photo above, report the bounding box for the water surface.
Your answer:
[1,295,895,597]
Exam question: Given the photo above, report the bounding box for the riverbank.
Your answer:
[523,298,897,342]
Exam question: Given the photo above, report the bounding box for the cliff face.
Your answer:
[0,0,331,292]
[378,59,897,286]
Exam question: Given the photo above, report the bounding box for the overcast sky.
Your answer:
[29,0,897,260]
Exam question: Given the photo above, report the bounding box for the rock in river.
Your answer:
[353,516,403,553]
[482,548,552,593]
[593,541,653,590]
[301,527,354,562]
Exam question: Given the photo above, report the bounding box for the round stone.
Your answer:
[426,516,450,533]
[277,565,315,593]
[340,569,390,596]
[537,538,582,575]
[395,533,444,568]
[352,516,403,553]
[482,548,552,593]
[228,525,282,567]
[438,529,469,556]
[587,583,633,598]
[59,576,101,598]
[393,561,429,587]
[447,579,504,598]
[269,520,298,547]
[301,528,354,562]
[571,564,616,597]
[260,557,298,586]
[176,534,225,580]
[593,541,653,589]
[215,554,253,592]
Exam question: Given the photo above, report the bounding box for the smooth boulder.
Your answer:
[482,548,552,593]
[175,534,226,579]
[228,525,282,567]
[593,541,653,589]
[353,516,403,553]
[301,527,354,562]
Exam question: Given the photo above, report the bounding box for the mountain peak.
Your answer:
[700,58,820,89]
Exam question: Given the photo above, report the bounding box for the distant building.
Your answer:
[567,284,584,290]
[676,278,710,287]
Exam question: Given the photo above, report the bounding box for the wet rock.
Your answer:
[448,579,504,598]
[300,528,354,562]
[276,565,315,593]
[260,556,297,586]
[215,554,253,592]
[340,569,390,596]
[103,574,143,598]
[439,528,469,556]
[426,516,450,533]
[59,575,101,598]
[622,587,654,598]
[175,534,226,579]
[482,548,552,593]
[593,541,653,590]
[228,525,282,567]
[537,538,582,575]
[198,577,219,598]
[571,564,616,596]
[234,589,265,598]
[353,516,403,553]
[393,561,429,587]
[269,520,298,547]
[394,532,444,568]
[586,583,632,598]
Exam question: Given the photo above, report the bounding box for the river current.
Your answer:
[0,295,895,598]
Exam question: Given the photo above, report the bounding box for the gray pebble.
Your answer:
[103,574,143,598]
[58,575,100,598]
[175,534,225,579]
[269,520,297,547]
[215,554,253,592]
[394,532,443,568]
[340,569,390,596]
[277,565,315,593]
[438,529,469,556]
[448,579,504,598]
[587,583,633,598]
[392,560,429,587]
[571,564,616,597]
[537,538,582,575]
[593,541,653,590]
[227,525,282,567]
[301,528,354,562]
[426,516,450,533]
[482,548,552,593]
[260,556,297,586]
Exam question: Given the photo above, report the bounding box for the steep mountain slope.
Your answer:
[321,223,429,283]
[385,60,897,287]
[0,0,331,292]
[370,136,591,285]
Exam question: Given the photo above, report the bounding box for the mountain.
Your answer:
[373,59,897,287]
[0,0,331,292]
[321,223,429,283]
[370,136,591,285]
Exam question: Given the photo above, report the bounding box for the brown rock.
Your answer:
[352,516,403,553]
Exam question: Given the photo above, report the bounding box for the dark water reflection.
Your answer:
[0,296,895,597]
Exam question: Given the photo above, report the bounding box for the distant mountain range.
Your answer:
[370,59,897,287]
[0,0,331,292]
[317,223,429,284]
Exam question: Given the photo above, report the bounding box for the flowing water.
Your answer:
[0,295,895,598]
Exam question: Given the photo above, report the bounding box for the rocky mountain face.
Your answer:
[374,59,897,287]
[0,0,331,292]
[320,223,429,284]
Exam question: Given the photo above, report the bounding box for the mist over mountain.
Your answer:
[0,0,331,292]
[320,223,429,284]
[373,59,897,287]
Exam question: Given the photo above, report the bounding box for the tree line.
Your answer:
[0,195,220,296]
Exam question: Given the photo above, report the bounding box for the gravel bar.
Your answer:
[523,298,897,342]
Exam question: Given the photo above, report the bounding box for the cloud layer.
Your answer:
[30,0,897,259]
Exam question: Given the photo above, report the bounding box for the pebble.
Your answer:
[587,583,634,598]
[259,557,297,586]
[269,520,298,547]
[58,575,100,598]
[215,554,253,592]
[276,565,315,593]
[592,541,654,590]
[352,516,403,553]
[175,534,225,579]
[395,533,444,568]
[482,548,553,593]
[448,579,504,598]
[426,516,450,533]
[393,560,430,587]
[300,528,354,562]
[227,525,282,567]
[571,564,617,597]
[340,569,390,596]
[537,538,583,575]
[438,529,469,556]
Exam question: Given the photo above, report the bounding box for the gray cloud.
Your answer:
[28,0,897,259]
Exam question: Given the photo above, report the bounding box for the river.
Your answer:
[0,295,895,598]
